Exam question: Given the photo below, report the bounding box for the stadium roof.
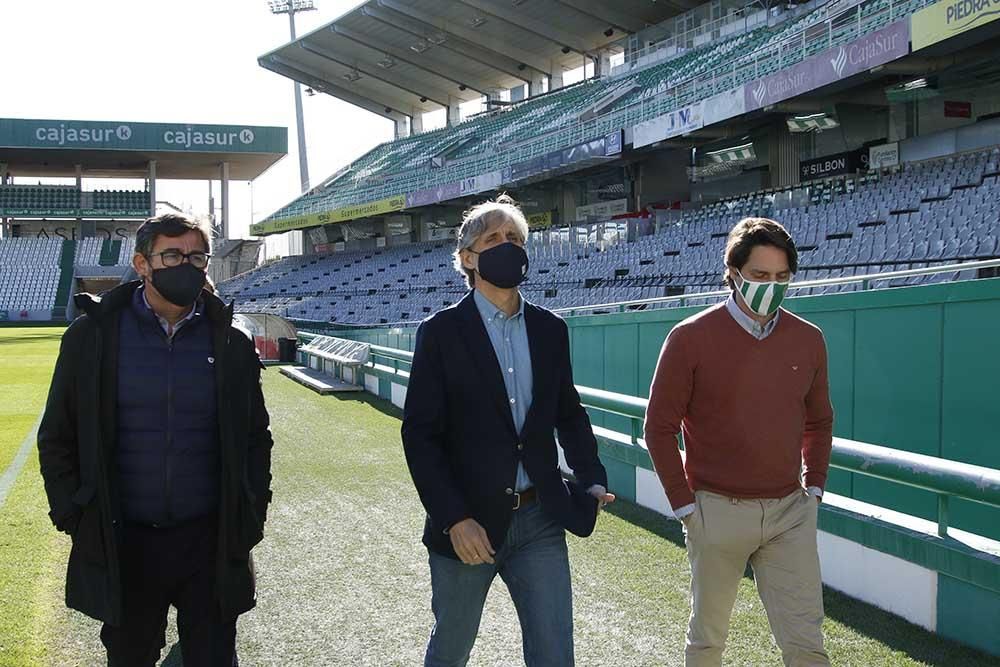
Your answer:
[258,0,692,120]
[0,119,288,180]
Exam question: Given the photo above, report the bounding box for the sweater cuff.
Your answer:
[667,486,696,511]
[804,471,827,491]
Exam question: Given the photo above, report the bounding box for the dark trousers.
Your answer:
[101,515,238,667]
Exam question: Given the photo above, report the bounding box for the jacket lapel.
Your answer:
[520,303,550,438]
[455,292,517,436]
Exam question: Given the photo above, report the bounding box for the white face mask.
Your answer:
[735,269,790,317]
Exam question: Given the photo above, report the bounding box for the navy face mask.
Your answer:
[470,242,529,289]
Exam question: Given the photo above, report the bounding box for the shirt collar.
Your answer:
[473,289,525,323]
[140,285,200,334]
[726,293,779,339]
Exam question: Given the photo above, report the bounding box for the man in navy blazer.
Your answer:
[402,194,615,667]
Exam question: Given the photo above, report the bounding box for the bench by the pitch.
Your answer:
[278,365,362,394]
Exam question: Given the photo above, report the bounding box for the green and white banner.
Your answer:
[0,118,287,154]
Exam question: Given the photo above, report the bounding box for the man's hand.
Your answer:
[449,518,496,565]
[588,485,616,512]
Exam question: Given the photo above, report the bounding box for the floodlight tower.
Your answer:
[269,0,315,195]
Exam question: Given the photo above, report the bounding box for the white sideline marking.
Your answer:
[0,415,41,510]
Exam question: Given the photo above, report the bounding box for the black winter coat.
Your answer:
[37,281,274,626]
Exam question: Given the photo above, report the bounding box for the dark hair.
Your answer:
[723,217,798,289]
[135,213,213,258]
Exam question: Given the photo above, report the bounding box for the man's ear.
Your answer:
[460,249,477,272]
[132,253,149,280]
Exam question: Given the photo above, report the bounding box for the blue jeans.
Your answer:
[424,502,574,667]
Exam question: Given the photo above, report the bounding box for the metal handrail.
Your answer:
[278,259,999,331]
[554,258,1000,316]
[296,339,1000,539]
[576,385,1000,536]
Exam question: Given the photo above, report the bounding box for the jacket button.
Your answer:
[505,487,514,495]
[517,443,524,451]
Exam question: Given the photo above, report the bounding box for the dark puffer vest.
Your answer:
[116,288,220,525]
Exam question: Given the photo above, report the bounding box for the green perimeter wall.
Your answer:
[322,278,1000,540]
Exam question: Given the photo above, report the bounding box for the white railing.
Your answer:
[552,258,1000,316]
[280,259,1000,330]
[611,7,765,77]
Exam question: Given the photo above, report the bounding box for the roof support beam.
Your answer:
[298,40,453,108]
[332,24,529,87]
[551,0,648,34]
[454,0,594,55]
[263,56,418,121]
[329,25,508,92]
[374,0,551,76]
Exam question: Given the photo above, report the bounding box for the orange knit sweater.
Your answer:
[644,303,834,509]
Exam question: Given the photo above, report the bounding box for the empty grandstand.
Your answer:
[0,119,287,320]
[222,146,1000,323]
[229,0,1000,330]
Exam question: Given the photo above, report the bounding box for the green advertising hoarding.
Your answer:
[0,118,287,154]
[0,207,150,219]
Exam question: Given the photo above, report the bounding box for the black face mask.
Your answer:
[148,263,206,308]
[471,242,529,289]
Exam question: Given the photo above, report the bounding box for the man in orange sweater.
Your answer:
[645,217,833,667]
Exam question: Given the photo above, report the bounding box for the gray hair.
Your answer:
[135,213,213,258]
[452,194,530,288]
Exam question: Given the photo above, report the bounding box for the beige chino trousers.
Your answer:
[682,488,829,667]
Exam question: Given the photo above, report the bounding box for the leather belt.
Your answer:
[512,487,537,510]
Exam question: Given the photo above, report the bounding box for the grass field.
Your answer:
[0,326,996,666]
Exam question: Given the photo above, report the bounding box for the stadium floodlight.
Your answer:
[343,69,362,82]
[469,16,487,28]
[377,56,396,69]
[268,0,315,13]
[268,0,317,204]
[426,32,447,45]
[410,41,429,53]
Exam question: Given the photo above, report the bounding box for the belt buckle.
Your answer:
[512,491,521,511]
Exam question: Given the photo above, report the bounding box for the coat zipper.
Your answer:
[164,335,174,524]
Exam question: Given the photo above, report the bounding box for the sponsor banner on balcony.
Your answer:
[505,136,609,184]
[744,20,910,112]
[406,181,462,208]
[633,101,705,149]
[869,142,900,169]
[0,118,287,154]
[799,149,867,181]
[526,210,554,228]
[250,195,406,236]
[605,129,623,156]
[0,207,149,218]
[703,88,747,127]
[575,198,629,222]
[912,0,1000,50]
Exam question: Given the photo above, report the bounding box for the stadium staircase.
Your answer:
[53,240,77,320]
[99,239,122,266]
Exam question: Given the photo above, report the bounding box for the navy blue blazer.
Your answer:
[401,291,608,559]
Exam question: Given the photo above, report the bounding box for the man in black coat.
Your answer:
[402,195,615,667]
[37,213,273,667]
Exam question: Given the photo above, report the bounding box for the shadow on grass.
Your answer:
[602,500,996,667]
[325,386,403,419]
[0,332,65,345]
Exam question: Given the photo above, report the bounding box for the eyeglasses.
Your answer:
[147,250,211,269]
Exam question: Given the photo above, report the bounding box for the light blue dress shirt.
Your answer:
[473,290,534,491]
